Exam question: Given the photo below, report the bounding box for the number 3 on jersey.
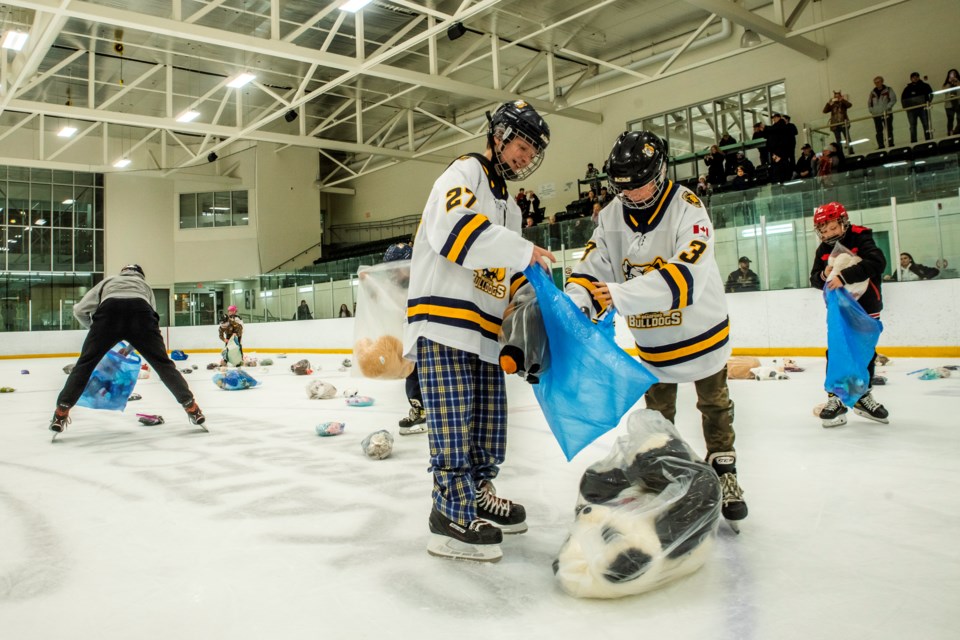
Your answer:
[678,239,707,264]
[446,187,477,212]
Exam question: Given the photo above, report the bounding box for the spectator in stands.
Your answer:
[752,122,769,165]
[524,216,535,229]
[726,257,760,292]
[528,190,544,222]
[598,186,613,206]
[516,188,530,216]
[795,143,816,179]
[591,202,602,224]
[868,75,897,149]
[719,132,739,175]
[733,150,755,177]
[823,90,853,152]
[902,72,933,143]
[766,113,788,162]
[815,145,839,181]
[585,162,601,193]
[769,152,794,184]
[942,69,960,136]
[338,303,352,318]
[295,300,312,320]
[781,115,799,164]
[696,175,711,198]
[705,144,727,187]
[730,165,752,191]
[884,252,940,281]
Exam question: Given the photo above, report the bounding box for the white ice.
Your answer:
[1,353,958,640]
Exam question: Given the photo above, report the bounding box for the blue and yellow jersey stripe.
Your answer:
[407,296,502,341]
[566,271,609,315]
[440,213,491,265]
[636,317,729,367]
[509,272,528,300]
[658,262,694,309]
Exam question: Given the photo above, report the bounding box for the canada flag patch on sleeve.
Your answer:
[693,223,710,238]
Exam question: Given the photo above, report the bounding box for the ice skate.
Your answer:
[183,401,208,432]
[427,509,502,562]
[819,394,848,428]
[476,480,527,534]
[398,403,427,435]
[853,391,889,424]
[49,406,71,442]
[708,451,747,532]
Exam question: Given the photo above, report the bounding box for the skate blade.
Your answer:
[50,431,62,443]
[725,520,741,534]
[491,521,528,535]
[427,535,502,563]
[399,424,427,436]
[853,408,889,424]
[821,415,847,428]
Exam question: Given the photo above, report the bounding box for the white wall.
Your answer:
[4,279,958,358]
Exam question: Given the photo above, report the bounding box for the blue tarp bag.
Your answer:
[824,286,882,405]
[76,342,142,411]
[524,265,658,460]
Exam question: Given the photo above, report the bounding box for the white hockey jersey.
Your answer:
[564,181,731,383]
[404,153,534,365]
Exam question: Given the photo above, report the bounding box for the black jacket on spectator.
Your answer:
[810,225,886,316]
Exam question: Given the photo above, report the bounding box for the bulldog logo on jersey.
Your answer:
[474,267,507,298]
[622,256,667,280]
[682,192,703,208]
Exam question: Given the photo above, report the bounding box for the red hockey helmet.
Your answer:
[813,201,849,244]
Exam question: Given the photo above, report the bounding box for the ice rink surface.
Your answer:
[1,352,958,640]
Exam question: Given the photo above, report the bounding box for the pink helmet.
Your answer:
[227,305,238,313]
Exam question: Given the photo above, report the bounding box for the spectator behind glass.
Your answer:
[902,72,934,143]
[730,165,751,190]
[884,252,940,281]
[338,303,352,318]
[868,75,897,149]
[515,188,530,216]
[718,132,738,175]
[585,162,601,193]
[781,115,798,164]
[795,144,816,179]
[769,152,794,184]
[942,69,960,136]
[705,144,727,187]
[725,256,760,293]
[823,90,853,152]
[295,299,312,320]
[527,190,543,223]
[696,175,711,198]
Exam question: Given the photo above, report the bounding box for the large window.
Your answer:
[179,190,249,229]
[630,81,787,181]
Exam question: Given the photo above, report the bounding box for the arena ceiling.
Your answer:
[0,0,905,191]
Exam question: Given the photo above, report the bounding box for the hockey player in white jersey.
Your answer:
[564,131,747,526]
[404,101,555,562]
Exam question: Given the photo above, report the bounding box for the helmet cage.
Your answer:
[813,202,850,244]
[609,162,667,209]
[605,131,669,210]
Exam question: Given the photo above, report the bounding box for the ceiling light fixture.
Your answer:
[340,0,374,12]
[740,29,761,48]
[57,126,77,138]
[62,199,74,205]
[227,73,256,88]
[113,158,131,168]
[176,110,201,123]
[2,30,28,51]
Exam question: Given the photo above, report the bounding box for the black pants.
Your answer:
[906,106,931,143]
[405,365,422,408]
[873,114,894,147]
[57,298,194,409]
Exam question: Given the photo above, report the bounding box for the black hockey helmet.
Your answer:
[486,100,550,181]
[606,131,668,209]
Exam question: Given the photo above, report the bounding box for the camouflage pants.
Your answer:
[643,366,735,454]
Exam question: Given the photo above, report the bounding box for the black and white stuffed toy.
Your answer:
[498,285,549,383]
[553,409,722,598]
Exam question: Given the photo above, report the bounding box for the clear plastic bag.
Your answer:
[498,285,549,383]
[524,265,658,461]
[824,286,882,405]
[827,242,868,299]
[76,342,141,411]
[222,336,243,366]
[554,409,722,599]
[354,261,414,379]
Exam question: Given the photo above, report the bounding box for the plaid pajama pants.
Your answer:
[416,337,507,525]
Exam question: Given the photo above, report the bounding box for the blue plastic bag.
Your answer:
[824,286,882,405]
[213,369,259,390]
[76,342,142,411]
[524,265,658,460]
[170,349,188,361]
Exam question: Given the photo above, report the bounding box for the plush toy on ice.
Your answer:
[213,369,258,390]
[553,410,722,599]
